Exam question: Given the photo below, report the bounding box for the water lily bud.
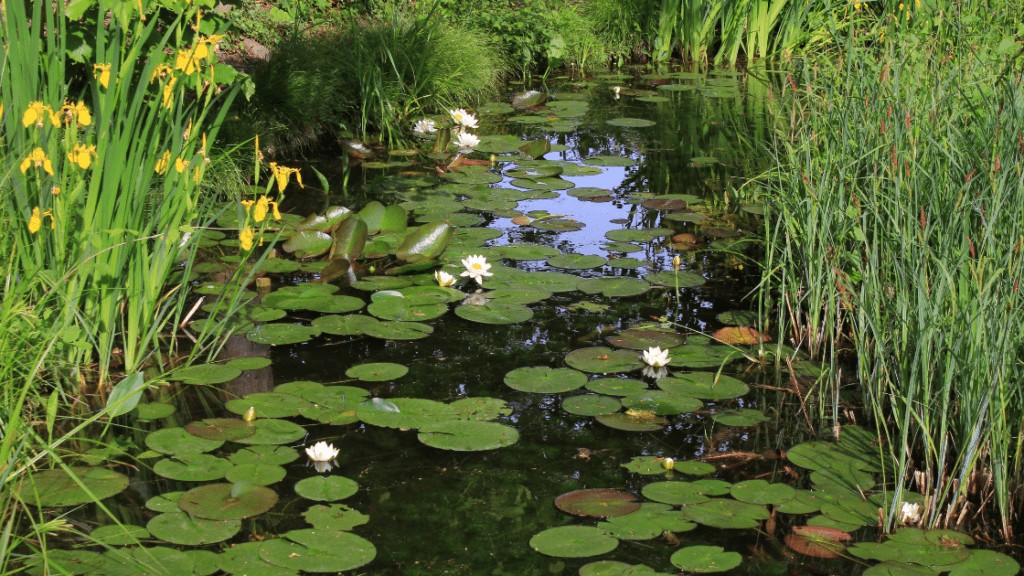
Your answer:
[490,154,497,165]
[369,265,376,274]
[662,457,675,470]
[672,255,681,271]
[243,406,256,422]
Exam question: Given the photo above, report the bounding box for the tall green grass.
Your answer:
[761,22,1024,538]
[1,1,240,387]
[249,2,504,149]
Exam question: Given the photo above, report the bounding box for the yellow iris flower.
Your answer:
[155,150,171,174]
[239,227,255,251]
[60,101,92,126]
[162,76,178,109]
[20,147,54,175]
[22,101,60,128]
[269,162,303,193]
[28,207,55,234]
[94,63,111,89]
[175,157,190,173]
[67,144,97,169]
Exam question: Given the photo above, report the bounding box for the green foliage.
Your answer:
[224,0,367,46]
[760,14,1024,539]
[247,2,505,148]
[584,0,661,64]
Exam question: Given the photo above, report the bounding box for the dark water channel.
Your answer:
[40,68,973,576]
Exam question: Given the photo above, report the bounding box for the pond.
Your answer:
[20,69,1020,576]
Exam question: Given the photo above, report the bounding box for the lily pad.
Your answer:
[595,412,669,432]
[146,512,240,546]
[531,217,585,232]
[225,392,311,419]
[555,489,640,518]
[135,402,175,421]
[15,467,129,507]
[585,377,648,396]
[730,479,797,505]
[656,372,749,400]
[357,397,456,429]
[529,526,619,558]
[217,541,299,576]
[607,117,656,128]
[185,418,256,442]
[565,347,644,374]
[713,409,770,427]
[597,503,697,540]
[450,397,513,420]
[168,363,242,385]
[605,228,671,243]
[90,524,150,546]
[620,391,702,416]
[361,319,434,340]
[562,394,622,416]
[345,362,409,382]
[947,550,1021,575]
[146,427,224,455]
[225,463,288,486]
[225,356,273,370]
[234,418,306,445]
[669,546,742,573]
[547,254,607,270]
[259,530,376,573]
[153,455,232,482]
[417,420,520,451]
[679,498,770,529]
[577,277,651,298]
[606,328,685,351]
[667,344,745,369]
[228,445,300,467]
[579,560,673,575]
[303,503,370,531]
[294,475,360,502]
[245,323,322,345]
[505,366,588,393]
[178,483,278,520]
[455,301,534,324]
[583,156,637,167]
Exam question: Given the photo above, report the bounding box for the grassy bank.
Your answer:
[761,11,1024,537]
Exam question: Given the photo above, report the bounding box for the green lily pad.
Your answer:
[562,394,622,416]
[579,560,673,575]
[861,562,938,576]
[234,418,306,445]
[145,492,183,513]
[23,549,107,574]
[607,117,656,128]
[311,314,377,336]
[486,288,552,304]
[555,489,640,518]
[504,366,588,393]
[605,228,671,243]
[567,187,613,200]
[217,541,299,576]
[641,481,727,506]
[185,418,256,442]
[367,296,448,322]
[604,242,644,253]
[597,503,697,540]
[679,498,770,529]
[595,412,668,432]
[547,254,607,270]
[713,409,770,427]
[146,427,224,455]
[303,503,369,531]
[123,547,194,574]
[90,524,150,546]
[583,156,637,167]
[493,241,565,260]
[667,344,745,369]
[455,302,534,324]
[225,392,311,419]
[656,372,749,400]
[294,475,360,502]
[417,420,520,451]
[487,269,580,292]
[716,310,759,326]
[152,455,232,482]
[644,270,706,288]
[509,177,575,191]
[225,356,273,370]
[350,276,414,291]
[135,402,175,421]
[531,217,585,232]
[449,397,513,420]
[775,489,824,514]
[259,530,376,573]
[730,480,797,505]
[178,483,278,520]
[146,512,240,546]
[622,456,677,475]
[577,277,651,297]
[357,397,456,429]
[658,83,698,92]
[281,230,332,259]
[345,362,409,382]
[361,319,434,340]
[669,546,742,573]
[228,445,300,467]
[565,347,644,374]
[606,328,685,351]
[585,377,648,396]
[947,550,1021,575]
[225,463,287,486]
[168,363,242,385]
[245,323,322,345]
[620,391,702,416]
[529,526,619,558]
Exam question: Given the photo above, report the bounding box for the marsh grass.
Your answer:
[250,3,504,149]
[762,24,1024,538]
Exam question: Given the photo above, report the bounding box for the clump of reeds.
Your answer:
[761,24,1024,539]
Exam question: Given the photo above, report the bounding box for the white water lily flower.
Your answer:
[449,108,479,129]
[460,254,492,285]
[455,131,480,151]
[642,346,671,368]
[413,118,436,135]
[641,365,668,380]
[899,502,922,524]
[434,270,456,287]
[305,441,339,463]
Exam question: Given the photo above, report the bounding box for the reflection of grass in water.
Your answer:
[246,5,505,150]
[762,29,1024,538]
